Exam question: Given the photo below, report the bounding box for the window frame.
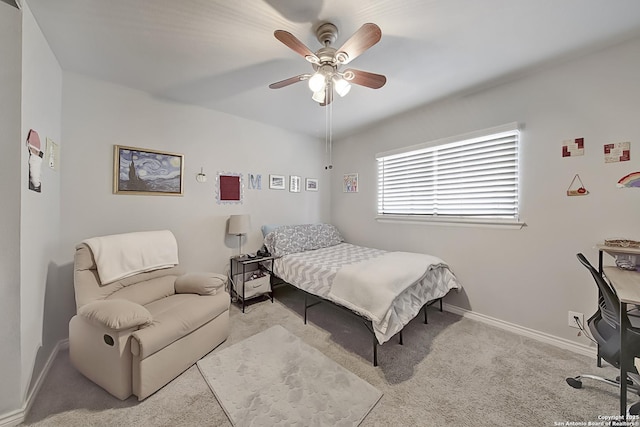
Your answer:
[375,123,525,229]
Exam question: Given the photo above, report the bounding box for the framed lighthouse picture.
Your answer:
[113,145,184,196]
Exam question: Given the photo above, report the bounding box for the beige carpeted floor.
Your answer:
[23,286,628,426]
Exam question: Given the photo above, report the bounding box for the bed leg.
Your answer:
[399,330,403,345]
[424,305,428,324]
[439,298,443,312]
[373,336,378,367]
[304,294,308,325]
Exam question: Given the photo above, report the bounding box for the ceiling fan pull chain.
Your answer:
[325,84,333,170]
[329,91,333,169]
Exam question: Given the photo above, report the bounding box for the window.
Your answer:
[376,123,521,227]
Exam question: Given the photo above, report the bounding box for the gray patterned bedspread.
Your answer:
[272,242,461,344]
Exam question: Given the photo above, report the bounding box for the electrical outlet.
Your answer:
[568,311,584,329]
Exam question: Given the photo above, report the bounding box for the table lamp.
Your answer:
[228,214,251,257]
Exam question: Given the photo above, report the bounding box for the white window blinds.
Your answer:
[377,124,520,221]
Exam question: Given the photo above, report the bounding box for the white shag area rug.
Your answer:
[197,325,382,426]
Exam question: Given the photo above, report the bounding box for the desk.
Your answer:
[597,244,640,274]
[595,245,640,368]
[603,266,640,417]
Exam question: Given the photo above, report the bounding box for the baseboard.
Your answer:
[0,339,69,427]
[442,303,596,358]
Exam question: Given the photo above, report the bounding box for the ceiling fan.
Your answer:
[269,22,387,105]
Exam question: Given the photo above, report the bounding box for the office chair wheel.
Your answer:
[566,377,583,389]
[615,376,634,386]
[630,401,640,416]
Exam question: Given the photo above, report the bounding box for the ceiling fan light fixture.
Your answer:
[311,89,326,103]
[308,72,326,92]
[333,76,351,97]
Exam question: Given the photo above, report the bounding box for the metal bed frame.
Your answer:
[273,276,443,366]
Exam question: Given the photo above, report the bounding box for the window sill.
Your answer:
[375,215,526,230]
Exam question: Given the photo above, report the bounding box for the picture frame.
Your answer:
[289,175,301,193]
[305,178,318,191]
[45,137,60,171]
[343,173,358,193]
[113,145,184,196]
[269,174,286,190]
[216,172,244,204]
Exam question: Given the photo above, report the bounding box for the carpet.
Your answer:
[197,324,382,426]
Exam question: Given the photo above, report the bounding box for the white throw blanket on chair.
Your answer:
[327,251,447,324]
[83,230,179,285]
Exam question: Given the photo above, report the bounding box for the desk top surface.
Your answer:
[597,244,640,256]
[604,266,640,304]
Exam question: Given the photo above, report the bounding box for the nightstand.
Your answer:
[228,255,277,313]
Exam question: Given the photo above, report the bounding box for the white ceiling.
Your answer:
[25,0,640,139]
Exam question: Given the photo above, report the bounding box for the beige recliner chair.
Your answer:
[69,230,230,401]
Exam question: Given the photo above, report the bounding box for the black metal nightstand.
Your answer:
[228,255,277,313]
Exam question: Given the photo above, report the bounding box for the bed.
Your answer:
[263,224,462,365]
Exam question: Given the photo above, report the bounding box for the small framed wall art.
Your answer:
[604,141,631,163]
[289,175,301,192]
[216,172,243,204]
[113,145,184,196]
[269,174,285,190]
[343,173,358,193]
[305,178,318,191]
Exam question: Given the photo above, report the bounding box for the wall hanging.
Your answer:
[45,137,59,171]
[289,176,301,192]
[604,141,630,163]
[306,178,318,191]
[562,138,584,157]
[567,174,589,196]
[343,173,358,193]
[113,145,184,196]
[617,172,640,188]
[216,172,243,204]
[27,129,43,193]
[269,175,285,190]
[195,167,207,183]
[248,174,262,190]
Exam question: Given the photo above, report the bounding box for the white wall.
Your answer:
[331,36,640,347]
[60,71,329,280]
[1,14,329,418]
[20,0,63,401]
[0,1,23,416]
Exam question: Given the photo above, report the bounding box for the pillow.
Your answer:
[78,299,152,330]
[261,224,282,237]
[175,273,227,295]
[264,224,344,257]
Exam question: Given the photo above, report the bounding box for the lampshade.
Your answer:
[333,76,351,97]
[311,89,325,103]
[228,214,251,235]
[308,72,326,92]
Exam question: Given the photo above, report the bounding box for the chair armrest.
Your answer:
[77,299,153,331]
[175,272,227,296]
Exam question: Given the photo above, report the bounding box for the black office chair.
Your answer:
[566,253,640,400]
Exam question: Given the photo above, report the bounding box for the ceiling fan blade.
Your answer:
[343,69,387,89]
[269,74,310,89]
[335,23,382,64]
[274,30,319,63]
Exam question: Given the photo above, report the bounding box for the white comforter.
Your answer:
[327,252,447,325]
[272,243,461,344]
